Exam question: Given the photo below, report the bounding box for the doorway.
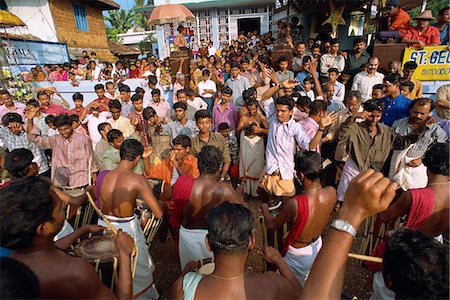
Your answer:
[238,17,261,36]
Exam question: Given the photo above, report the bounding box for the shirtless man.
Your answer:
[261,151,336,285]
[0,176,134,299]
[163,145,244,270]
[99,139,163,299]
[172,202,302,299]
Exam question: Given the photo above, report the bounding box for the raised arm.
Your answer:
[309,111,338,151]
[139,177,164,219]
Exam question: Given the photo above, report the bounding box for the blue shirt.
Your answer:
[295,71,318,90]
[432,22,449,45]
[225,75,251,108]
[380,94,411,127]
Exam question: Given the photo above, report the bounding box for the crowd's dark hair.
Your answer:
[151,89,161,96]
[309,100,327,115]
[52,114,71,127]
[383,228,449,299]
[363,99,385,112]
[202,69,210,76]
[331,38,340,45]
[143,107,157,120]
[384,73,402,85]
[4,149,34,178]
[372,83,384,90]
[0,177,54,249]
[438,6,449,15]
[242,87,255,101]
[303,77,313,84]
[195,109,211,122]
[278,55,288,63]
[328,67,339,75]
[131,93,143,103]
[400,81,415,92]
[221,86,233,96]
[45,115,54,125]
[172,134,191,148]
[119,84,131,93]
[198,145,223,175]
[119,139,143,161]
[135,87,145,95]
[403,61,418,70]
[0,89,11,96]
[108,99,122,110]
[297,96,311,108]
[257,54,269,65]
[423,142,449,176]
[218,122,230,131]
[345,91,361,103]
[69,114,80,123]
[245,97,258,107]
[37,91,48,98]
[206,202,255,254]
[0,257,40,299]
[94,83,104,91]
[240,57,250,64]
[229,61,239,69]
[176,89,187,97]
[107,129,123,143]
[295,151,323,180]
[148,76,158,86]
[97,122,110,134]
[353,37,365,45]
[275,96,295,110]
[26,99,40,107]
[409,97,435,111]
[72,92,83,101]
[173,101,187,111]
[185,88,196,97]
[105,81,114,87]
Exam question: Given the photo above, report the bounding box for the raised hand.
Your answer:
[142,146,153,158]
[318,111,338,129]
[281,79,300,90]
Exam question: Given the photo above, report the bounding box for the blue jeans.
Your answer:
[378,31,401,41]
[202,97,214,114]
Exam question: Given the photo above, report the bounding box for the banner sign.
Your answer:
[2,38,70,65]
[402,46,450,81]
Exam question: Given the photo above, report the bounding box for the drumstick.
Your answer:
[86,192,118,235]
[88,158,92,186]
[348,253,383,263]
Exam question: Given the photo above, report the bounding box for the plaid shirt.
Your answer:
[190,131,231,163]
[0,127,49,174]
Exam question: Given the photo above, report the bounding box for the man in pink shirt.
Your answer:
[37,91,68,117]
[0,90,25,120]
[298,100,328,153]
[402,10,441,48]
[148,89,170,120]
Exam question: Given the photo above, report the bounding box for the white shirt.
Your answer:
[198,79,217,98]
[188,97,208,110]
[107,116,135,137]
[143,85,163,108]
[82,112,110,144]
[300,90,315,101]
[332,81,345,102]
[208,46,217,56]
[320,53,345,77]
[351,71,385,102]
[91,66,102,80]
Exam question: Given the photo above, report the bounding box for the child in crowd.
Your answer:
[69,114,88,136]
[218,122,239,187]
[400,81,415,98]
[45,115,58,136]
[105,81,120,100]
[68,92,85,117]
[371,83,386,100]
[300,77,315,101]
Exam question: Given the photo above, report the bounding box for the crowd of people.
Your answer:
[0,2,449,299]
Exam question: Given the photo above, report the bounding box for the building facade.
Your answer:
[4,0,119,62]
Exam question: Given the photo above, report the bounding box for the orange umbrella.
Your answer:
[0,10,26,27]
[148,4,196,26]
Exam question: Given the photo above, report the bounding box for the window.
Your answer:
[0,0,8,10]
[73,5,89,32]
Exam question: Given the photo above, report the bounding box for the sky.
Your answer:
[114,0,134,11]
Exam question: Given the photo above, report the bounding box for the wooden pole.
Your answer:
[348,253,383,263]
[86,192,118,235]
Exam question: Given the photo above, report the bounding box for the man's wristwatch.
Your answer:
[331,219,356,238]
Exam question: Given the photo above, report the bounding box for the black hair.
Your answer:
[400,81,415,92]
[52,114,71,127]
[91,51,96,55]
[107,129,123,143]
[177,25,184,33]
[295,151,323,180]
[119,139,143,161]
[438,6,449,16]
[26,99,40,107]
[221,86,233,96]
[185,88,195,97]
[257,54,269,65]
[278,55,288,63]
[176,89,187,97]
[0,177,55,249]
[119,84,131,93]
[206,202,254,254]
[403,61,418,70]
[108,99,122,110]
[45,115,54,125]
[202,69,210,76]
[72,92,83,101]
[37,91,48,98]
[195,109,212,122]
[135,87,145,95]
[148,75,158,86]
[364,99,385,112]
[297,96,311,108]
[309,100,327,116]
[94,83,104,91]
[143,107,157,120]
[172,134,191,148]
[173,101,188,111]
[4,149,34,178]
[240,57,250,64]
[345,91,361,103]
[218,122,230,131]
[151,89,161,96]
[383,228,449,299]
[423,142,449,176]
[372,83,384,91]
[353,37,365,45]
[384,73,402,85]
[105,81,114,87]
[245,98,258,108]
[328,67,339,75]
[230,61,239,69]
[303,77,313,84]
[330,38,340,45]
[97,122,110,134]
[69,114,80,123]
[0,257,40,299]
[131,93,143,103]
[198,145,223,175]
[275,96,295,110]
[0,89,11,96]
[410,97,435,112]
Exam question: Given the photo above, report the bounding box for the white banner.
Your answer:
[2,38,70,65]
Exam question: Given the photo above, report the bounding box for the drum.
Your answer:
[61,186,96,230]
[73,233,119,290]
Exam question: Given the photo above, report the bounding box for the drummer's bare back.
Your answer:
[100,169,163,219]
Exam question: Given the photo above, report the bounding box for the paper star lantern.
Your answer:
[322,2,346,33]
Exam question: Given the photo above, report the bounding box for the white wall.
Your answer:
[5,0,58,42]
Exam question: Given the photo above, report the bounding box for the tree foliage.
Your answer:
[104,9,137,33]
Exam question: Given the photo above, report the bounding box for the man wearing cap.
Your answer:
[402,10,441,49]
[378,0,410,41]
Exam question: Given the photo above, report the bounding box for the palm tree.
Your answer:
[104,9,136,33]
[133,0,151,31]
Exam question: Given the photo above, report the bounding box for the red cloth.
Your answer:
[366,187,435,273]
[282,194,309,256]
[170,176,195,255]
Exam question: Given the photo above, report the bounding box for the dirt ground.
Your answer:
[150,199,373,299]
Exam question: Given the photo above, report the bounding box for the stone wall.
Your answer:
[49,0,116,62]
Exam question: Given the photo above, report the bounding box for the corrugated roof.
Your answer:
[78,0,120,11]
[108,41,140,55]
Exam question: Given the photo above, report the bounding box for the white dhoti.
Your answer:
[54,220,74,241]
[283,236,322,286]
[389,148,428,191]
[239,133,265,197]
[337,157,360,202]
[179,226,212,270]
[98,214,159,299]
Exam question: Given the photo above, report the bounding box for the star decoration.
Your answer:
[322,2,346,33]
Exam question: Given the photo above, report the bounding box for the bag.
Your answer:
[259,173,295,197]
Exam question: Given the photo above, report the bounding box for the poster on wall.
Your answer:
[402,46,450,81]
[2,38,70,65]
